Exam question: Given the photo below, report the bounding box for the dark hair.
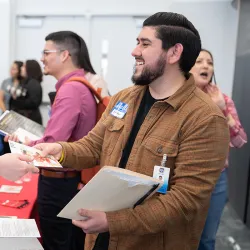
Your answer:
[201,49,217,84]
[13,60,23,82]
[25,60,43,83]
[45,31,96,74]
[143,12,201,77]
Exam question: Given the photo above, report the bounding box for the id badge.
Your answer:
[110,101,128,119]
[47,105,52,117]
[153,166,170,194]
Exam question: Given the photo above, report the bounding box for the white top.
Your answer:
[85,72,109,97]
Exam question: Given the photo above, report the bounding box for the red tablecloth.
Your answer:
[0,173,38,218]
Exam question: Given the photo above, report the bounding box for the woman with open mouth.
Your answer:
[190,49,247,250]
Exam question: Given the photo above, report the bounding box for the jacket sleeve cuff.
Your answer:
[57,141,73,168]
[106,209,130,236]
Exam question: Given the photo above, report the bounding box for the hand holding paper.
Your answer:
[34,142,63,160]
[4,130,33,146]
[58,166,163,220]
[0,153,38,181]
[8,141,62,169]
[72,209,109,234]
[4,133,20,143]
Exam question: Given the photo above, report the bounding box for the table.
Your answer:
[0,173,38,218]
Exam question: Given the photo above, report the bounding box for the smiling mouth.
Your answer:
[136,61,145,66]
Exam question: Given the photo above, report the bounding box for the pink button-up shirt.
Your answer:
[30,69,96,145]
[223,94,247,167]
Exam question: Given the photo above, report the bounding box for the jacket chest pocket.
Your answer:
[102,119,125,155]
[142,137,179,176]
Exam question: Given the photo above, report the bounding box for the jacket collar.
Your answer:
[130,74,196,111]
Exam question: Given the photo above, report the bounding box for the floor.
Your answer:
[216,203,250,250]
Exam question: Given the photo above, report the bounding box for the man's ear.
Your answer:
[167,43,183,65]
[61,50,70,63]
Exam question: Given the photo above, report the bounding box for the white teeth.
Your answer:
[136,61,144,66]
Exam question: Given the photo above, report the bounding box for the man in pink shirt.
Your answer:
[29,31,97,250]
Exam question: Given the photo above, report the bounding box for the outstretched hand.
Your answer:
[0,153,39,181]
[34,143,63,160]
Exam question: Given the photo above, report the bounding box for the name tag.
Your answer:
[47,105,52,117]
[153,166,170,194]
[110,101,128,119]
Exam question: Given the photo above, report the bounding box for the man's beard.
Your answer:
[131,55,166,86]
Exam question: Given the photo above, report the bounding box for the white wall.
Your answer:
[169,1,239,96]
[223,3,239,96]
[15,0,174,16]
[0,0,11,85]
[14,0,231,15]
[0,0,238,105]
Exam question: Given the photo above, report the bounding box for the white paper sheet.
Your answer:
[9,141,62,168]
[0,237,43,250]
[14,127,41,143]
[0,216,17,219]
[0,185,23,193]
[0,219,40,237]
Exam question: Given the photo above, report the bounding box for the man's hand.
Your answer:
[0,153,39,181]
[4,134,32,146]
[4,134,20,143]
[34,143,63,160]
[72,209,109,234]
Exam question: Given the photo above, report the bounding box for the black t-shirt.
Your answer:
[119,87,157,169]
[93,87,165,250]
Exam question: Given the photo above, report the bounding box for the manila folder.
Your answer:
[58,166,163,220]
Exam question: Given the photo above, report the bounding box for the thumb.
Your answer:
[33,144,49,157]
[18,154,34,162]
[27,165,40,173]
[39,147,51,157]
[24,136,31,146]
[78,209,92,218]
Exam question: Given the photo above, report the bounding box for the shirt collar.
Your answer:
[165,74,196,110]
[55,69,85,91]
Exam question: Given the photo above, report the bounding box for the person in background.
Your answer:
[9,60,43,125]
[0,61,24,154]
[190,49,247,250]
[85,72,109,97]
[0,61,23,113]
[5,31,98,250]
[47,56,110,107]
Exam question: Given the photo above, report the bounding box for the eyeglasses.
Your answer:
[41,49,67,56]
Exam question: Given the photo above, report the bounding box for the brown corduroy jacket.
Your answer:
[60,75,230,250]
